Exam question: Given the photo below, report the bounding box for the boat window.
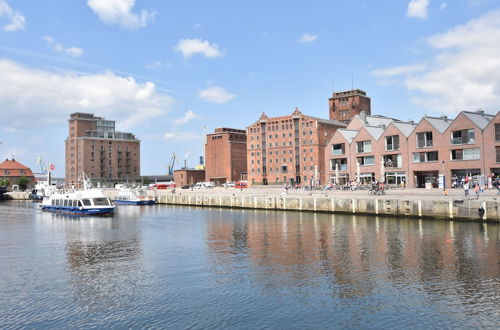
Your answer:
[82,199,91,206]
[78,200,82,207]
[63,200,67,207]
[93,198,110,206]
[51,200,55,206]
[71,200,76,207]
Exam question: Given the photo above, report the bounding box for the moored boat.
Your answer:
[41,189,115,215]
[113,187,156,205]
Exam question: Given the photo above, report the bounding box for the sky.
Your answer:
[1,0,500,177]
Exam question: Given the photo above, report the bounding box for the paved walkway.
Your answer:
[171,186,500,202]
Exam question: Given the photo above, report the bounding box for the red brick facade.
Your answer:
[325,110,500,188]
[329,89,371,123]
[247,108,345,186]
[0,158,35,189]
[205,128,247,184]
[65,112,140,187]
[174,169,206,186]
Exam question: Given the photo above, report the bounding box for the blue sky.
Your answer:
[1,0,500,176]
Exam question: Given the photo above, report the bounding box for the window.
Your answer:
[332,143,345,155]
[496,124,500,142]
[450,148,480,160]
[451,129,475,145]
[330,158,348,171]
[416,132,433,148]
[357,156,375,165]
[497,147,500,163]
[356,140,372,153]
[385,135,400,151]
[413,151,438,163]
[383,154,402,168]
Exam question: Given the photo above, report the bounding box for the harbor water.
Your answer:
[0,201,499,328]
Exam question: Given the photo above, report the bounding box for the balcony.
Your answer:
[451,137,474,145]
[332,149,344,156]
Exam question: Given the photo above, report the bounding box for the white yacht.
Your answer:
[113,187,156,205]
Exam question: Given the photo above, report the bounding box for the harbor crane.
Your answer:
[167,153,178,176]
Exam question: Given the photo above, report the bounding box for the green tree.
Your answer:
[0,178,9,187]
[17,176,29,191]
[142,177,151,185]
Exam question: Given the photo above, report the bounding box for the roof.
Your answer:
[354,114,396,127]
[364,125,385,140]
[337,129,358,143]
[392,122,417,137]
[462,111,494,130]
[0,159,31,170]
[308,115,346,127]
[424,116,453,134]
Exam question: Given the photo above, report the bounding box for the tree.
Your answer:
[142,177,151,185]
[0,178,9,187]
[17,177,29,191]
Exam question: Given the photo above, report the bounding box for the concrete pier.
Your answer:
[135,190,498,222]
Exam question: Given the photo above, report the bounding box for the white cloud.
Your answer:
[0,59,174,130]
[373,9,500,114]
[198,86,235,104]
[406,0,429,19]
[174,110,201,125]
[87,0,155,30]
[0,0,25,31]
[174,38,223,59]
[43,36,83,58]
[298,33,318,43]
[163,131,200,142]
[440,2,447,10]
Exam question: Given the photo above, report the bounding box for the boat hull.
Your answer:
[41,205,115,216]
[113,200,156,205]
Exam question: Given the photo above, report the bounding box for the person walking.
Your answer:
[464,182,470,198]
[474,184,480,199]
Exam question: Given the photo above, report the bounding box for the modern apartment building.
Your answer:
[247,108,345,186]
[325,110,500,188]
[65,112,140,187]
[205,127,247,184]
[328,89,371,124]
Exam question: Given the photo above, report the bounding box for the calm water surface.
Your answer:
[0,201,499,328]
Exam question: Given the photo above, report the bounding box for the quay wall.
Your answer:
[103,190,498,222]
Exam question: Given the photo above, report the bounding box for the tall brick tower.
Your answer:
[329,89,371,124]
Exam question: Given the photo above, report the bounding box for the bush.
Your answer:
[0,178,9,187]
[17,177,29,191]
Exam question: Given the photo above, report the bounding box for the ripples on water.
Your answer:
[0,201,499,328]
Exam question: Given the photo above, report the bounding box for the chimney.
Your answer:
[360,111,367,124]
[439,115,448,121]
[476,109,484,115]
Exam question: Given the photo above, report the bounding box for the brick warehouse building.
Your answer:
[205,128,247,184]
[329,89,371,124]
[65,113,140,188]
[325,110,500,188]
[247,108,345,186]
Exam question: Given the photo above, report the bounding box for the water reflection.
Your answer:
[39,209,145,314]
[206,211,500,310]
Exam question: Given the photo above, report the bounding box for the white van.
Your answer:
[193,182,214,189]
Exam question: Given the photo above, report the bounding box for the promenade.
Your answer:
[170,186,500,202]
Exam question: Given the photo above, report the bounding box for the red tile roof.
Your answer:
[0,159,31,170]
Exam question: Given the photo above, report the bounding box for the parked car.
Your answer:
[235,181,248,189]
[193,182,214,189]
[181,184,193,189]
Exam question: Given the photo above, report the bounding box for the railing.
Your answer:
[332,149,344,156]
[451,137,474,145]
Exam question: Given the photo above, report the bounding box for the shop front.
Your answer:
[330,174,349,185]
[385,172,406,186]
[414,171,439,188]
[358,173,375,184]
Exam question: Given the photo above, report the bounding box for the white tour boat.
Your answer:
[41,189,115,215]
[113,187,156,205]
